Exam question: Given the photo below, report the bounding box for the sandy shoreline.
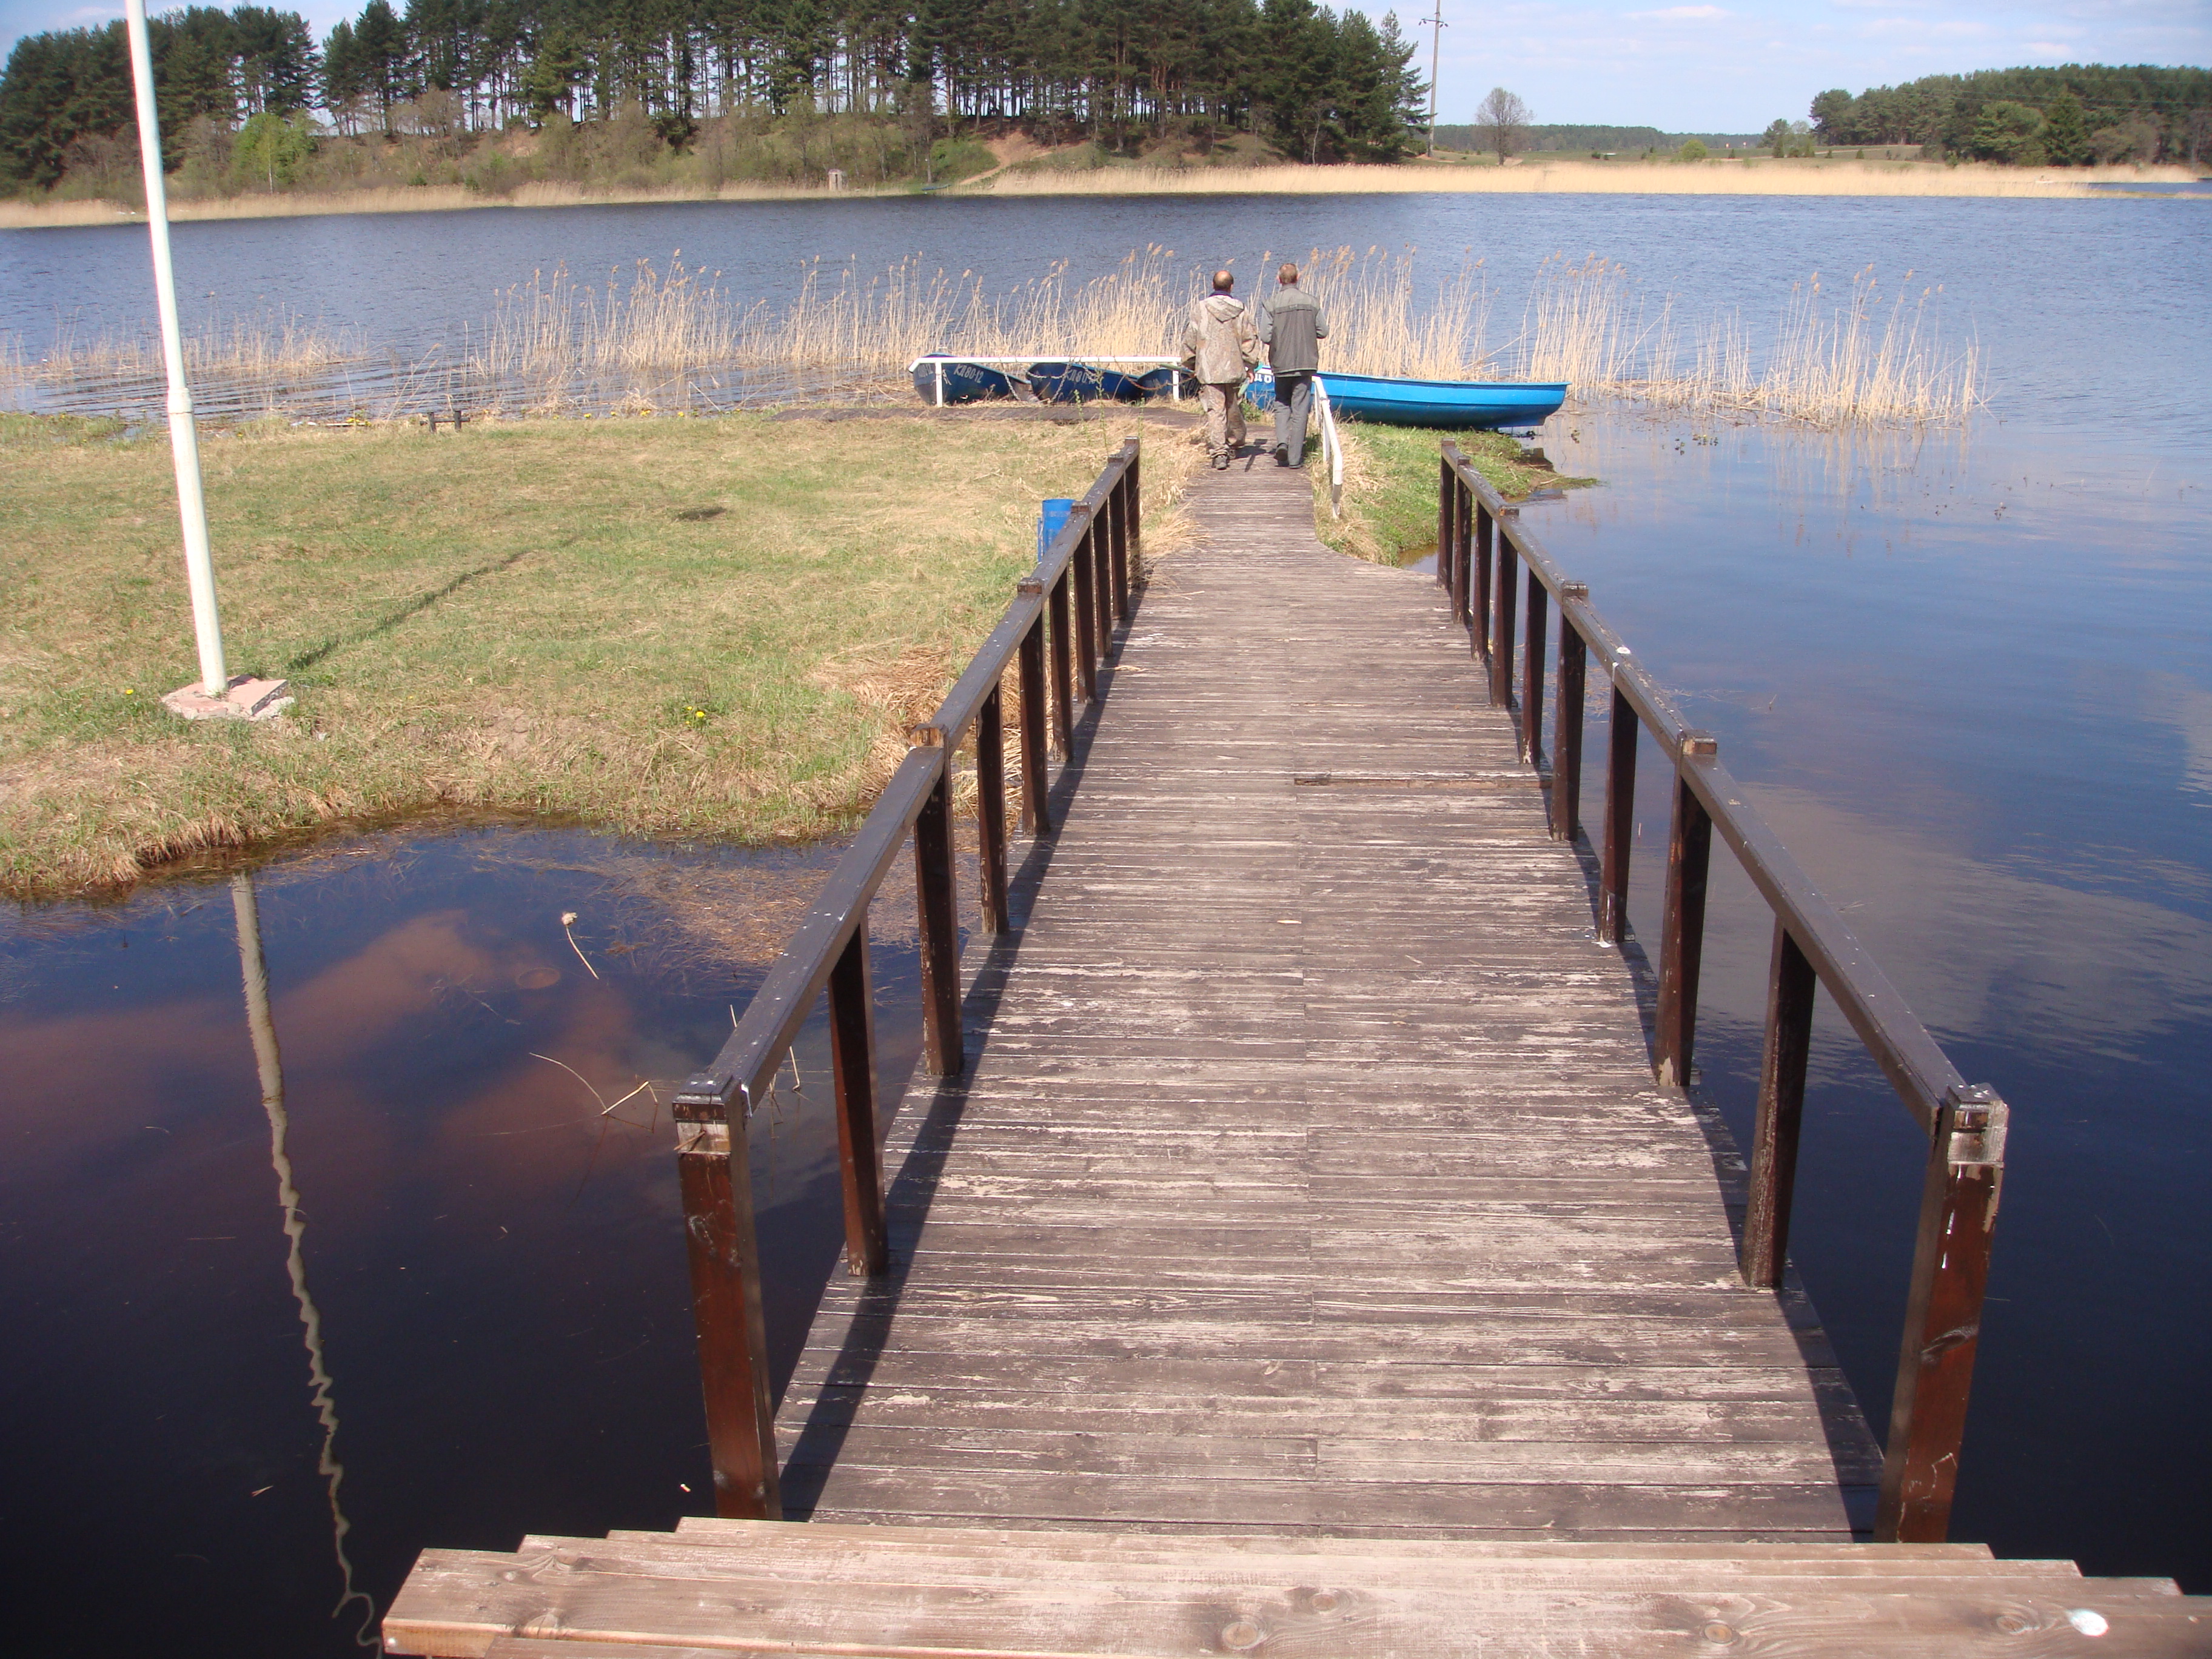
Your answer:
[3,159,2199,229]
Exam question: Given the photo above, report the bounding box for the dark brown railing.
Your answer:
[1436,440,2008,1544]
[667,438,1142,1520]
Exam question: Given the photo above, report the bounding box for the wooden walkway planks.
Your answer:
[773,447,1883,1541]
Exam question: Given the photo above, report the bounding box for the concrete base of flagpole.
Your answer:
[161,674,293,722]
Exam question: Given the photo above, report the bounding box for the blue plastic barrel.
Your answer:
[1038,498,1073,558]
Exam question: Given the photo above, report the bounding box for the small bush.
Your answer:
[1677,138,1708,162]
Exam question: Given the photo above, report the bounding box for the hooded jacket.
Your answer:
[1181,292,1261,385]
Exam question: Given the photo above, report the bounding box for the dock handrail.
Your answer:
[1435,440,2009,1547]
[668,438,1142,1520]
[1313,376,1344,517]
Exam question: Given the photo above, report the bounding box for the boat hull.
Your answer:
[1316,372,1569,429]
[911,357,1024,404]
[1028,361,1107,403]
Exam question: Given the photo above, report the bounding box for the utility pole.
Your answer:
[123,0,290,722]
[1421,2,1447,157]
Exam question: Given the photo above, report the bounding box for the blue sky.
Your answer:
[3,0,2205,134]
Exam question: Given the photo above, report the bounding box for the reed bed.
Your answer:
[975,159,2180,200]
[0,244,1980,428]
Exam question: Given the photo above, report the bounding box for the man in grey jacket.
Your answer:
[1259,263,1329,468]
[1181,270,1261,469]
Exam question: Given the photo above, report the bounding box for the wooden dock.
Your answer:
[387,440,2208,1655]
[776,453,1872,1541]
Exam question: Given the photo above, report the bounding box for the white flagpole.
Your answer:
[123,0,228,700]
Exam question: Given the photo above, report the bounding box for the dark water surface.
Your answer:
[0,828,942,1656]
[1,193,2209,1648]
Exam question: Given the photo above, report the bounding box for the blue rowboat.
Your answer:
[1316,371,1569,429]
[1099,365,1189,403]
[1028,361,1107,403]
[911,355,1024,404]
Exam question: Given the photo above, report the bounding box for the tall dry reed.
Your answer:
[0,245,1980,427]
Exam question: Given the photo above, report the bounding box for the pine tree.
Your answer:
[2043,89,2087,166]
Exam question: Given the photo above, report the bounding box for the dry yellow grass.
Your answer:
[0,409,1204,896]
[974,158,2197,200]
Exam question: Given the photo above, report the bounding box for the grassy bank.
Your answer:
[0,410,1202,896]
[1318,424,1591,566]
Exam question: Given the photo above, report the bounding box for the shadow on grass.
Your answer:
[281,546,538,677]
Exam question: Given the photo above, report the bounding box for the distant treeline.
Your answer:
[0,0,1429,194]
[1430,123,1759,155]
[1809,65,2211,165]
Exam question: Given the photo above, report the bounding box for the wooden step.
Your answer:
[384,1521,2210,1657]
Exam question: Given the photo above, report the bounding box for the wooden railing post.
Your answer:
[1071,510,1098,705]
[677,1117,781,1519]
[1490,535,1517,707]
[1048,570,1074,760]
[1016,589,1052,834]
[1108,470,1130,620]
[909,739,964,1077]
[1435,456,1451,592]
[1599,685,1636,943]
[1473,503,1493,665]
[1522,575,1547,767]
[1126,447,1142,581]
[1451,484,1469,632]
[1741,920,1814,1289]
[1091,503,1114,660]
[826,920,889,1276]
[1553,594,1586,842]
[1654,738,1716,1087]
[976,684,1010,931]
[1877,1085,2008,1543]
[1440,464,1458,613]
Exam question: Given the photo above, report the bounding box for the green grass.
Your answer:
[0,411,1185,894]
[1318,423,1584,564]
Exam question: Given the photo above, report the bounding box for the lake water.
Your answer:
[2,192,2209,1649]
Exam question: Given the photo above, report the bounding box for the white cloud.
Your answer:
[1632,4,1728,16]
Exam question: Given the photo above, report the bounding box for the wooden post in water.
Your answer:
[826,921,889,1277]
[1877,1085,2008,1542]
[1654,739,1715,1087]
[675,1118,781,1519]
[1741,921,1815,1288]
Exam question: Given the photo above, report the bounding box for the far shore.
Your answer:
[4,157,2199,230]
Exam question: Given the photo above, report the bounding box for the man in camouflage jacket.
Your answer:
[1180,270,1261,469]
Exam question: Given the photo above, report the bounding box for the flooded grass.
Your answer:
[0,410,1207,896]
